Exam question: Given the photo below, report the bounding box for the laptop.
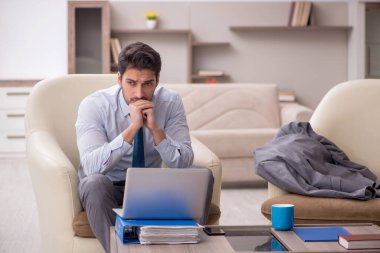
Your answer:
[113,167,211,223]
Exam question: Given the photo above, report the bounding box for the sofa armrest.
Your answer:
[280,102,313,125]
[190,135,222,210]
[26,130,81,250]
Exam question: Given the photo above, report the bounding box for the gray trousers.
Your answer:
[79,170,213,253]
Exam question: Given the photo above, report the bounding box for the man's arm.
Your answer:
[76,97,132,176]
[154,93,194,168]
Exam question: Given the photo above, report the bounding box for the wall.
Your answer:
[0,0,67,80]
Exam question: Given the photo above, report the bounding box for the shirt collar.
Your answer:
[118,87,130,117]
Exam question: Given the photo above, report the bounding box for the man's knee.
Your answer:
[79,174,114,205]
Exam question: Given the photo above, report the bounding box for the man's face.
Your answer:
[118,68,159,104]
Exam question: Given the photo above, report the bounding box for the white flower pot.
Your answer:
[146,19,157,29]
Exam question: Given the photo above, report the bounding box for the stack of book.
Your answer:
[289,2,313,27]
[339,234,380,250]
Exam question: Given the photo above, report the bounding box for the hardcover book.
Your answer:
[339,234,380,249]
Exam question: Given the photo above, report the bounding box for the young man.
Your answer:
[76,42,202,252]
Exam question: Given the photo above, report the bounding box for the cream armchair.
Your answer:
[25,74,222,253]
[261,79,380,225]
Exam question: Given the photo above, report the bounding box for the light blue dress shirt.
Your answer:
[75,85,194,181]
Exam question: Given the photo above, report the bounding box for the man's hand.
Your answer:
[130,99,154,129]
[122,99,165,145]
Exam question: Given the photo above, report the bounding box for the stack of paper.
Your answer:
[114,215,203,245]
[138,225,201,244]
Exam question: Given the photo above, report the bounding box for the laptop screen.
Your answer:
[114,167,211,223]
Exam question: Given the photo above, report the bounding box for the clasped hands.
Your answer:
[122,99,165,145]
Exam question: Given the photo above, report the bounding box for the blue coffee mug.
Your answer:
[271,204,294,231]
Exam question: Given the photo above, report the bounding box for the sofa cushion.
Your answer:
[191,128,278,158]
[73,203,221,237]
[72,211,96,238]
[164,84,281,130]
[261,194,380,226]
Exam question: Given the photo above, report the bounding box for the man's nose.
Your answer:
[135,86,143,98]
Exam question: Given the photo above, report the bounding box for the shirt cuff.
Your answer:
[155,138,180,154]
[109,134,132,151]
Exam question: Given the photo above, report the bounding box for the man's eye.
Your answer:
[144,82,153,87]
[127,81,136,86]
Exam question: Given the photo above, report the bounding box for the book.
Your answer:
[339,234,380,249]
[300,2,312,26]
[296,2,305,27]
[198,70,224,76]
[115,214,201,244]
[293,226,350,242]
[110,38,121,64]
[291,2,303,27]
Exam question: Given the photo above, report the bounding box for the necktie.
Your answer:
[132,127,145,167]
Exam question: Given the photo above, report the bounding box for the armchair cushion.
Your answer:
[261,194,380,226]
[72,203,221,238]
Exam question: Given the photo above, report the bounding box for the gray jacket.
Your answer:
[254,122,378,200]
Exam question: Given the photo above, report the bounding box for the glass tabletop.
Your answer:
[217,225,287,252]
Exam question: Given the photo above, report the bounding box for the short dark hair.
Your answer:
[118,42,161,78]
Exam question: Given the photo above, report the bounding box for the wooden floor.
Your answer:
[0,158,269,253]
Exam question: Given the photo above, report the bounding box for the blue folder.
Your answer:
[293,226,350,242]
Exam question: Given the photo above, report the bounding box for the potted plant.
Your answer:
[144,11,159,29]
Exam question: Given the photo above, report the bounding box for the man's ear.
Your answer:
[117,71,122,85]
[156,74,160,86]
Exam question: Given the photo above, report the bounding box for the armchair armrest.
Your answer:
[280,102,313,125]
[26,130,81,251]
[268,182,289,198]
[190,135,222,208]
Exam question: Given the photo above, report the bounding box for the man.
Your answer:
[75,42,200,252]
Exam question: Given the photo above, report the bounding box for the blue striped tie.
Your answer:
[132,128,145,167]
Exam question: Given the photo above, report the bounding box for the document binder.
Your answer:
[114,214,201,244]
[115,215,139,244]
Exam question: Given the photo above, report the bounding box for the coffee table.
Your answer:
[110,223,380,253]
[110,225,279,253]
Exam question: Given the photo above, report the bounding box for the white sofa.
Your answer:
[25,74,222,253]
[165,84,313,187]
